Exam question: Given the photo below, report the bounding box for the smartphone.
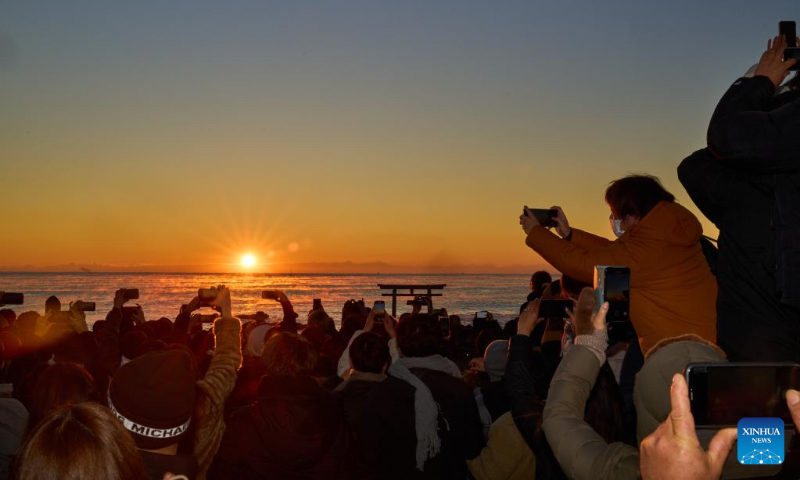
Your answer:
[476,311,489,319]
[687,362,800,427]
[261,290,281,301]
[0,292,24,305]
[780,21,800,69]
[373,300,386,315]
[780,21,796,47]
[523,208,558,228]
[72,301,96,312]
[594,266,630,323]
[198,288,218,307]
[406,296,427,307]
[122,288,139,301]
[121,306,139,316]
[539,299,573,318]
[312,298,323,311]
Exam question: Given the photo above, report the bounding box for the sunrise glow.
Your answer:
[241,254,257,268]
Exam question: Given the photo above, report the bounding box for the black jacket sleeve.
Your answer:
[677,148,754,228]
[96,308,122,376]
[707,76,800,171]
[504,334,545,451]
[170,308,191,345]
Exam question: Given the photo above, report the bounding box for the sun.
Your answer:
[241,254,257,268]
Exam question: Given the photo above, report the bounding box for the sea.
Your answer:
[0,273,537,327]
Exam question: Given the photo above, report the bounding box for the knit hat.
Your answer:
[483,339,509,382]
[634,340,726,444]
[108,350,196,450]
[0,394,28,478]
[245,324,271,357]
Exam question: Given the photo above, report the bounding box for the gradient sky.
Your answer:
[1,1,798,272]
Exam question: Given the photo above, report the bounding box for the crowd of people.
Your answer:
[0,35,798,480]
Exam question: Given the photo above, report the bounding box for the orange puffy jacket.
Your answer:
[525,201,717,353]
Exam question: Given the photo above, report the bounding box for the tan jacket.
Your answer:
[192,317,242,480]
[467,411,536,480]
[542,346,639,480]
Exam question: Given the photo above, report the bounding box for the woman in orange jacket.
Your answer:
[519,174,717,354]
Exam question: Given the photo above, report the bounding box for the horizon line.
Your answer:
[0,270,549,276]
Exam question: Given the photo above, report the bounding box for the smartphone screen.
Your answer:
[595,266,630,323]
[603,268,629,302]
[476,311,488,319]
[373,300,385,314]
[688,363,800,426]
[780,21,797,48]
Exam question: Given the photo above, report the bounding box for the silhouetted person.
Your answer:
[679,36,800,361]
[527,271,552,302]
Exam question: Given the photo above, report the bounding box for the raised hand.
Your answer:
[67,302,89,333]
[131,304,146,326]
[520,206,540,235]
[640,374,737,480]
[573,287,607,336]
[213,285,233,319]
[364,309,376,333]
[383,314,397,339]
[517,299,541,337]
[113,289,128,310]
[550,206,572,238]
[754,35,798,87]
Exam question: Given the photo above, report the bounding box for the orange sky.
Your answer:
[6,0,777,273]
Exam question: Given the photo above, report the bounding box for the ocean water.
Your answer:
[0,273,536,326]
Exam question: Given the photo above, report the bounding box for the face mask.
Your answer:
[611,217,625,238]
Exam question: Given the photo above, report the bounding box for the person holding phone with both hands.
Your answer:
[519,174,718,354]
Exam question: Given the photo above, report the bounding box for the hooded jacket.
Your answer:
[525,201,717,353]
[542,340,726,480]
[679,75,800,361]
[208,375,353,480]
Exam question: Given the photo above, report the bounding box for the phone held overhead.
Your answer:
[0,292,24,305]
[780,21,800,69]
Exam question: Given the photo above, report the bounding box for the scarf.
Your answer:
[388,355,461,470]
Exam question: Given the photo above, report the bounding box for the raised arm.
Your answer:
[192,286,243,479]
[524,226,634,285]
[707,36,800,171]
[542,294,639,480]
[504,300,546,450]
[96,289,129,376]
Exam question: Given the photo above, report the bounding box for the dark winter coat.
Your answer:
[679,76,800,360]
[208,375,353,480]
[355,367,485,480]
